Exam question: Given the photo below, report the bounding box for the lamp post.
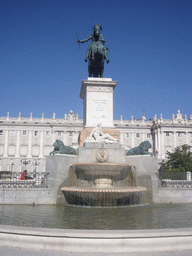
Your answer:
[11,163,14,174]
[20,158,31,171]
[33,159,40,178]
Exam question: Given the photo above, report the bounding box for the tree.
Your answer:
[165,144,192,172]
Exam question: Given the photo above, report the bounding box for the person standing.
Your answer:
[158,163,164,186]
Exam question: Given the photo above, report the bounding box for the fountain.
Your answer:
[61,163,147,206]
[59,78,151,207]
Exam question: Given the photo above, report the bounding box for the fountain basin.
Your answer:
[71,163,134,182]
[61,186,147,207]
[61,163,147,206]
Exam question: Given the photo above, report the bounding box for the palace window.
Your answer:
[23,130,26,136]
[166,132,169,137]
[0,146,3,156]
[147,133,150,138]
[58,131,61,136]
[8,146,15,156]
[0,130,3,136]
[126,133,129,137]
[69,132,73,136]
[32,147,39,157]
[34,131,38,136]
[136,133,140,138]
[10,130,15,136]
[46,131,50,137]
[44,146,51,156]
[8,164,14,172]
[20,147,27,157]
[178,132,182,137]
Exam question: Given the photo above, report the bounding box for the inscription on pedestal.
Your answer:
[93,100,107,118]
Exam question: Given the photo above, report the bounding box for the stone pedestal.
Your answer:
[80,77,118,128]
[78,145,126,164]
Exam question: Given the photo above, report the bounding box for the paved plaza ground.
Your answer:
[1,246,192,256]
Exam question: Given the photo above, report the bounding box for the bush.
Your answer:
[164,144,192,173]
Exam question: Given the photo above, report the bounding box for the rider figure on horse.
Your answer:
[78,24,110,63]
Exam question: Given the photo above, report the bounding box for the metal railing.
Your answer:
[156,172,192,188]
[0,171,50,188]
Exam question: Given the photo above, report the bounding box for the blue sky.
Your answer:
[1,0,191,121]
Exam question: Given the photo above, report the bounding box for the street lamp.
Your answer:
[11,163,14,174]
[33,159,40,177]
[20,158,31,171]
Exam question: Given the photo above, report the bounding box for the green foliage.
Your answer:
[165,144,192,172]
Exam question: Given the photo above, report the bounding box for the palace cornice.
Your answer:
[157,124,192,129]
[0,122,83,128]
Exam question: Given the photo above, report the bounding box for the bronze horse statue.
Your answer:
[77,24,110,78]
[88,43,109,77]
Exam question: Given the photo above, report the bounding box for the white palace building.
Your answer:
[0,109,192,173]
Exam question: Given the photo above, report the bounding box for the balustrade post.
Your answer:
[187,172,191,181]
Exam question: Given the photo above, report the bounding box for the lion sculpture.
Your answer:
[50,139,76,155]
[127,141,156,156]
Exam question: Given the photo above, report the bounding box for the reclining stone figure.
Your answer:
[85,124,118,144]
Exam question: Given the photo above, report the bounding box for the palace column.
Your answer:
[131,132,135,148]
[27,130,32,158]
[39,130,44,158]
[3,130,9,157]
[173,131,176,149]
[51,130,56,145]
[120,132,124,145]
[185,131,189,145]
[155,130,158,152]
[161,131,165,159]
[63,131,67,145]
[157,128,161,158]
[15,130,21,158]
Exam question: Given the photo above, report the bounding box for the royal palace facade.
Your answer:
[0,109,192,173]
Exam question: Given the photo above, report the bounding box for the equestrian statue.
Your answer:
[77,24,110,78]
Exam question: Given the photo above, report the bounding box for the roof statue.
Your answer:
[77,24,110,78]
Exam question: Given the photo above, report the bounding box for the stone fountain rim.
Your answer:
[61,186,147,193]
[70,163,135,167]
[1,224,192,253]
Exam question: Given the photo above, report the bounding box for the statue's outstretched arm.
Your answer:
[78,35,93,43]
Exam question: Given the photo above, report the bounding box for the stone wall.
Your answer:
[153,188,192,204]
[46,154,78,204]
[126,155,158,203]
[0,188,54,204]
